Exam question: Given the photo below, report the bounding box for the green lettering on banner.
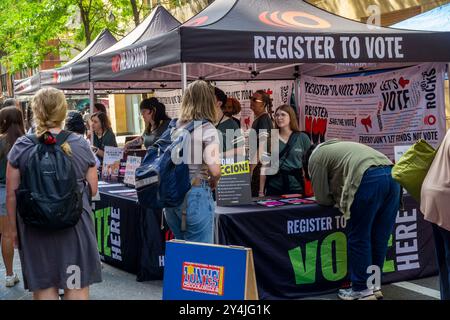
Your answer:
[103,207,111,257]
[94,208,103,252]
[383,234,395,273]
[288,241,318,285]
[321,232,347,281]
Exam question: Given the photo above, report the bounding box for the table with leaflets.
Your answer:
[94,182,437,298]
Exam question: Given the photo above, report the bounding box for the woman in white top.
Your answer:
[164,80,221,243]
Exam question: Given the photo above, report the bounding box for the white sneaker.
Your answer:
[367,284,384,299]
[338,288,377,300]
[373,289,383,300]
[5,273,20,287]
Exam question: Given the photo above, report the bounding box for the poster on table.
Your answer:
[102,146,124,179]
[216,159,252,206]
[154,80,294,131]
[299,62,446,160]
[123,156,142,187]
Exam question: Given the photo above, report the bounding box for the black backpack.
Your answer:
[15,131,83,230]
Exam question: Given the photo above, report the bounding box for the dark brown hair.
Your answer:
[224,97,241,116]
[140,98,170,134]
[0,107,25,157]
[91,111,111,131]
[255,90,274,121]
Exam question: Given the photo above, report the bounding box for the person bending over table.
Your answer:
[124,98,171,151]
[259,104,310,197]
[303,140,400,301]
[91,111,117,163]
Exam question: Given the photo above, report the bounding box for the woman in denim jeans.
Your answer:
[164,80,221,243]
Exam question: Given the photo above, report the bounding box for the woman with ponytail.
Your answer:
[250,90,274,197]
[124,97,171,151]
[4,87,102,300]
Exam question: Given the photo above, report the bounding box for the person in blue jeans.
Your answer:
[303,140,400,300]
[164,80,221,243]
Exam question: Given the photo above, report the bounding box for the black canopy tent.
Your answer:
[13,5,181,97]
[89,0,450,91]
[14,29,117,96]
[39,29,118,90]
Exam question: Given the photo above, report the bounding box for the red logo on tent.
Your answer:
[112,55,121,73]
[259,11,331,29]
[184,16,209,27]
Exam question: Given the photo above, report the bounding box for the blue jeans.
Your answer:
[348,166,400,291]
[164,182,215,244]
[432,224,450,300]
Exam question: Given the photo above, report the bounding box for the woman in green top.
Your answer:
[260,104,311,197]
[91,111,117,163]
[0,107,24,287]
[124,98,171,151]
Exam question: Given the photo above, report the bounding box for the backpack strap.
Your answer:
[183,119,209,133]
[55,130,72,146]
[26,134,39,145]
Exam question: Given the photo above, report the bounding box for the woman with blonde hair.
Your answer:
[4,87,102,300]
[164,80,221,243]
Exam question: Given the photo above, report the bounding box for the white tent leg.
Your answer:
[182,63,187,93]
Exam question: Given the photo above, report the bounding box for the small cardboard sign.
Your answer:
[163,240,258,300]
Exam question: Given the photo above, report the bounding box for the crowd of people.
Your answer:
[0,81,449,301]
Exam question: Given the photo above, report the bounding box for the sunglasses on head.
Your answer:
[251,97,264,103]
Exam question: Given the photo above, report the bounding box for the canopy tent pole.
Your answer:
[182,63,187,93]
[294,66,302,130]
[153,68,197,80]
[89,81,95,145]
[259,63,304,74]
[203,63,251,75]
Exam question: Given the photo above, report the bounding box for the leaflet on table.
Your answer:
[280,194,302,198]
[256,200,286,207]
[102,146,124,179]
[279,198,316,205]
[98,183,125,188]
[107,189,137,194]
[123,156,142,187]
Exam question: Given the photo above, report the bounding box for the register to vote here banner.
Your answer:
[299,63,446,160]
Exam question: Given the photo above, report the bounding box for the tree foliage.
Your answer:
[0,0,154,73]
